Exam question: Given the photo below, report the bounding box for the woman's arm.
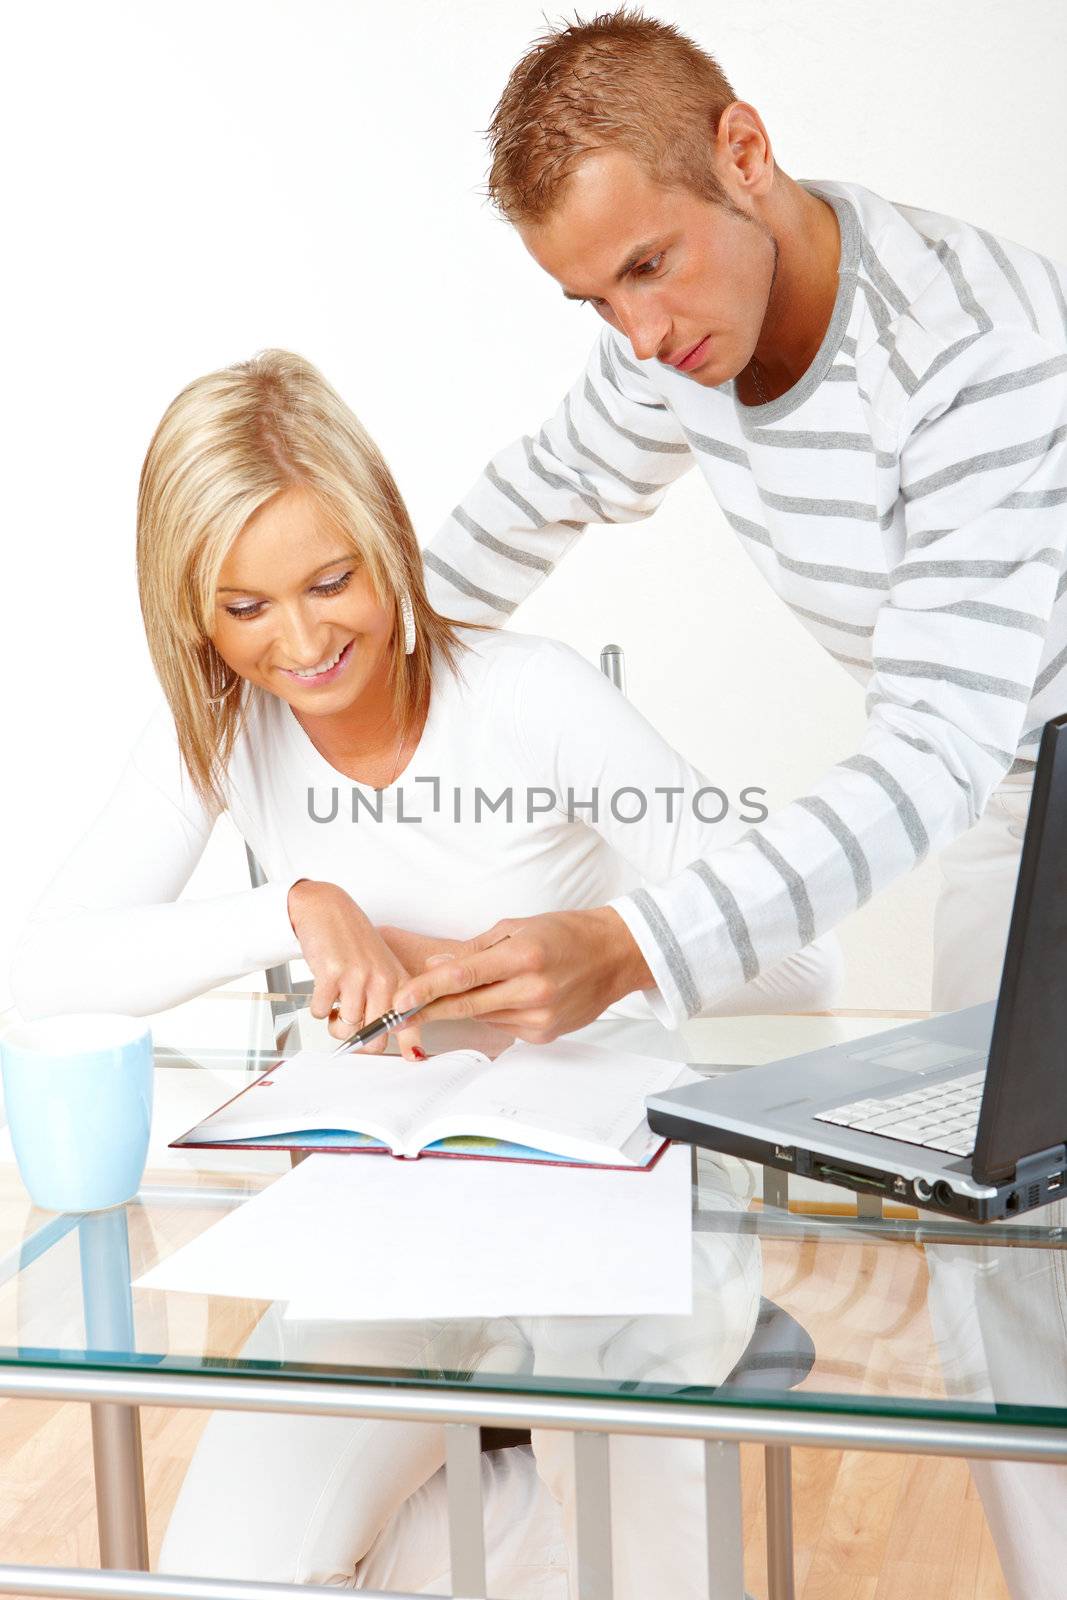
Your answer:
[512,639,844,1016]
[9,703,304,1019]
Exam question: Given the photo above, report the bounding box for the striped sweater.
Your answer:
[422,180,1067,1025]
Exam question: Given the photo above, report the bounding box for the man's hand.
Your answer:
[392,907,655,1043]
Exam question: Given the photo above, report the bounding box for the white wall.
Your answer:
[2,0,1065,1012]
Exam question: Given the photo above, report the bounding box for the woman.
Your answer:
[10,349,838,1594]
[10,349,837,1048]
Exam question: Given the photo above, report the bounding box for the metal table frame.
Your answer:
[0,1357,1066,1600]
[3,1187,1067,1600]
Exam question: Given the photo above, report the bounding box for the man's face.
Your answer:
[518,148,776,387]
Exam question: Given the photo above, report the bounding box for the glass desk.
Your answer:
[0,991,1064,1600]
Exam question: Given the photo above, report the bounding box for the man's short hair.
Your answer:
[487,8,738,224]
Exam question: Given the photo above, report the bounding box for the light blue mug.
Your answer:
[0,1014,154,1212]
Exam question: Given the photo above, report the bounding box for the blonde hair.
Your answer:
[137,348,467,812]
[487,8,738,224]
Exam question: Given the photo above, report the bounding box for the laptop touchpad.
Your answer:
[846,1037,982,1073]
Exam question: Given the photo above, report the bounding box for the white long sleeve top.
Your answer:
[422,179,1067,1026]
[9,628,839,1029]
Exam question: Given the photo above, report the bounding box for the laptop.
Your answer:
[646,714,1067,1222]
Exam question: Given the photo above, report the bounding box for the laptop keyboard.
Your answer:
[814,1069,986,1157]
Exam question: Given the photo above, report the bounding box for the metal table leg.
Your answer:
[88,1404,149,1570]
[704,1439,745,1599]
[764,1444,795,1600]
[574,1431,613,1600]
[445,1422,486,1598]
[77,1212,149,1571]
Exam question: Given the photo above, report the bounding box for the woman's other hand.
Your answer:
[379,929,518,1058]
[286,880,423,1059]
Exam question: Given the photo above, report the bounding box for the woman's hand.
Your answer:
[286,881,423,1058]
[378,927,518,1058]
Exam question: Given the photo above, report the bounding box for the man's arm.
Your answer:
[507,635,844,1013]
[396,330,1067,1035]
[422,328,694,624]
[608,328,1067,1023]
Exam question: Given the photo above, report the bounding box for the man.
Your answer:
[393,19,1067,1598]
[396,8,1067,1049]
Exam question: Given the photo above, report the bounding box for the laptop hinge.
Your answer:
[1010,1143,1067,1185]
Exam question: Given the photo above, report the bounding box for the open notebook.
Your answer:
[172,1039,688,1169]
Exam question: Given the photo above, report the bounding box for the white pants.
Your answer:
[158,1159,761,1598]
[926,771,1067,1600]
[931,771,1034,1011]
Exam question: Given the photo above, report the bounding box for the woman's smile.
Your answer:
[277,637,356,686]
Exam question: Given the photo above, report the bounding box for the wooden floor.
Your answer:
[0,1183,1013,1599]
[736,1225,1011,1600]
[738,1441,1008,1600]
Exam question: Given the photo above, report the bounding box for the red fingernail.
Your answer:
[410,1047,428,1061]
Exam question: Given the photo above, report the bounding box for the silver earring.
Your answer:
[400,591,416,656]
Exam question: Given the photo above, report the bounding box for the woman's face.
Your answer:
[210,485,396,715]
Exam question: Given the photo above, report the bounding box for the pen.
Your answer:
[329,1005,425,1057]
[329,933,513,1057]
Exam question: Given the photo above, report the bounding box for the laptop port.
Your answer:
[814,1162,890,1195]
[1049,1173,1065,1193]
[1005,1190,1020,1213]
[933,1181,955,1208]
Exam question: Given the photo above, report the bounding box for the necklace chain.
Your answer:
[750,356,769,405]
[385,724,407,789]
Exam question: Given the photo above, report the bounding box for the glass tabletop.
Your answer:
[0,990,1064,1433]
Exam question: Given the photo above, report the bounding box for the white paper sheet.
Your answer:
[134,1145,694,1319]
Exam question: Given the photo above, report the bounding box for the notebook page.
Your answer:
[177,1049,489,1151]
[411,1040,684,1163]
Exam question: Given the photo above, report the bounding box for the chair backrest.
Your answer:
[599,643,626,695]
[248,645,627,1002]
[244,844,267,890]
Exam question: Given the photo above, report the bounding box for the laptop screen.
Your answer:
[972,714,1067,1184]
